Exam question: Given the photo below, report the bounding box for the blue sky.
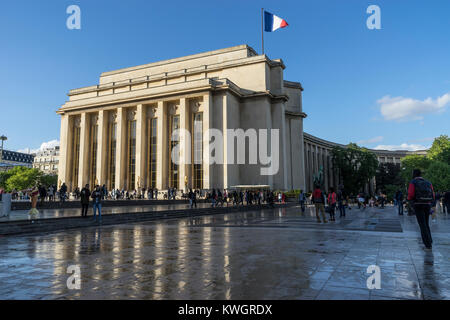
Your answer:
[0,0,449,153]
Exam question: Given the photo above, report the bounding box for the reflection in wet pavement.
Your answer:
[0,205,449,300]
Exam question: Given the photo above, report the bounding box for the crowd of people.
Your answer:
[203,189,279,208]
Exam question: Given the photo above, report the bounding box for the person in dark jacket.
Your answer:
[91,185,103,222]
[407,169,435,250]
[59,183,67,203]
[395,190,404,215]
[80,184,90,217]
[443,190,450,214]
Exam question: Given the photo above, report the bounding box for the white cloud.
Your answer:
[17,139,59,154]
[378,93,450,121]
[358,136,383,144]
[407,137,434,143]
[373,143,430,151]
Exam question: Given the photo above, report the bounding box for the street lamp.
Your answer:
[0,135,7,162]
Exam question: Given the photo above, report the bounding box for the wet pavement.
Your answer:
[0,204,449,300]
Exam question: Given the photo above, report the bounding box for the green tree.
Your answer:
[427,135,450,165]
[39,174,58,188]
[383,184,400,202]
[0,170,14,189]
[400,154,431,186]
[331,143,379,195]
[375,162,402,192]
[424,161,450,192]
[4,167,42,192]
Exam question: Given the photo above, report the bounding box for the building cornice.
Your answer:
[57,78,290,114]
[285,111,307,118]
[304,132,429,156]
[284,80,304,91]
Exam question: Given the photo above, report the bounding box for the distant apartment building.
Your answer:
[32,146,60,175]
[0,149,35,172]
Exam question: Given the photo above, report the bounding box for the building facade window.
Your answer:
[147,117,157,188]
[127,119,137,190]
[169,115,180,189]
[192,112,203,189]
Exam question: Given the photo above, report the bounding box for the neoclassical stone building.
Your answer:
[57,45,307,192]
[57,44,427,194]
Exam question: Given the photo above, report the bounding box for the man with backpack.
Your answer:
[312,185,327,223]
[407,169,435,250]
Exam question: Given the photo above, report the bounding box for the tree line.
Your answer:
[331,135,450,200]
[0,166,57,192]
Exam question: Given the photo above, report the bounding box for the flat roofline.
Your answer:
[100,44,258,78]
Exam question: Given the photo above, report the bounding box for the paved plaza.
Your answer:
[0,204,449,300]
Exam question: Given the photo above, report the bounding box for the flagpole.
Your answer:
[261,8,264,55]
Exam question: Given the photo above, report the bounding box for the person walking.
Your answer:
[298,190,306,214]
[312,185,327,223]
[59,183,67,203]
[192,189,197,208]
[395,189,404,215]
[48,185,54,202]
[435,192,443,214]
[443,190,450,214]
[188,189,194,208]
[28,185,40,220]
[337,187,346,217]
[38,185,47,206]
[328,187,337,221]
[407,169,435,250]
[91,185,103,223]
[80,184,91,217]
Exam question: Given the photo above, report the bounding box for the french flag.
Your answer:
[264,10,288,32]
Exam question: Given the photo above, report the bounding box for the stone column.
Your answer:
[179,98,190,192]
[115,107,127,190]
[280,104,288,190]
[202,93,213,190]
[324,149,329,190]
[222,94,228,189]
[156,101,168,190]
[265,99,273,188]
[58,114,71,189]
[96,110,108,187]
[135,104,147,190]
[78,112,90,188]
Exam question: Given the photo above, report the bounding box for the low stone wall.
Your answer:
[0,203,296,237]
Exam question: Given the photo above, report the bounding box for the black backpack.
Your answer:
[413,178,433,204]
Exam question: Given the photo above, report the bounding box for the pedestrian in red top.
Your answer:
[407,169,435,250]
[328,187,337,221]
[312,185,327,223]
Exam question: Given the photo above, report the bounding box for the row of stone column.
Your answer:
[303,142,339,192]
[58,94,212,192]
